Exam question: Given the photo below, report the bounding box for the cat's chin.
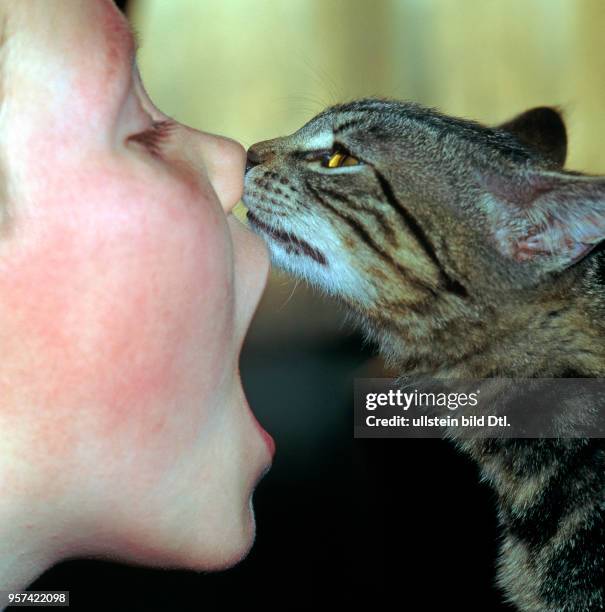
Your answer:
[246,210,327,266]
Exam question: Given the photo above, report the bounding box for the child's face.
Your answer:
[0,0,273,573]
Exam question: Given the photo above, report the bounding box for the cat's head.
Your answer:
[243,99,604,327]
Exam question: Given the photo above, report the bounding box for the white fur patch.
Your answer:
[302,131,334,151]
[265,216,374,307]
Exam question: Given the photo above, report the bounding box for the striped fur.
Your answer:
[243,99,605,610]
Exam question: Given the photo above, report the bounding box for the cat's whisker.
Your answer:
[278,278,301,311]
[295,54,344,108]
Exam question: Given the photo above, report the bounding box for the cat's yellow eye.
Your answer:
[326,152,360,168]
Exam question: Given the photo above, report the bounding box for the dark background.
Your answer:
[27,1,515,609]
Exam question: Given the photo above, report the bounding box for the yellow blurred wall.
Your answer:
[131,0,605,172]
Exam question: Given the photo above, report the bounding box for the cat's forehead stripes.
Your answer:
[313,98,538,164]
[333,119,362,135]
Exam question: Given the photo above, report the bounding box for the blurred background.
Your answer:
[31,1,605,610]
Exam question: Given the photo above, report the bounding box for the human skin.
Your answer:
[0,0,273,589]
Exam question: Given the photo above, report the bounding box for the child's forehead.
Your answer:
[4,1,136,79]
[0,1,140,142]
[98,0,139,80]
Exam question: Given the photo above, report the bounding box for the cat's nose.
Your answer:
[245,146,275,174]
[245,149,263,174]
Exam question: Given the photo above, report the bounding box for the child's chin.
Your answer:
[175,503,258,572]
[98,502,257,574]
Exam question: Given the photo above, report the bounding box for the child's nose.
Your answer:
[185,129,247,213]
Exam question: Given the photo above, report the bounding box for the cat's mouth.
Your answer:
[246,210,327,265]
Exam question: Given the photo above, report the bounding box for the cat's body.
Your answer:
[243,99,605,610]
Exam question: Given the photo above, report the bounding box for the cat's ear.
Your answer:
[496,107,567,168]
[479,169,605,273]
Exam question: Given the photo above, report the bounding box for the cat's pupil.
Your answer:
[325,151,359,168]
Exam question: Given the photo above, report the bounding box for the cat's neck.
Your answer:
[358,267,605,378]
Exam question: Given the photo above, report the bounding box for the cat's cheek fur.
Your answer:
[267,238,372,305]
[257,213,375,307]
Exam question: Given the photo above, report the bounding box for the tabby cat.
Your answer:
[242,99,605,611]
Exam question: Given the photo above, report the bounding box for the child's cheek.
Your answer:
[0,175,235,481]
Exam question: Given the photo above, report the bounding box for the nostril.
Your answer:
[245,150,262,175]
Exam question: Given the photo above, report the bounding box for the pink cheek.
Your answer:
[0,186,235,467]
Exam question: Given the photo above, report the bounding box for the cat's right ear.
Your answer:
[496,107,567,168]
[479,169,605,275]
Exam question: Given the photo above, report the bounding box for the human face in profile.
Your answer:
[0,0,273,581]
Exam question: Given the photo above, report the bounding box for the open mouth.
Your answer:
[246,210,327,266]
